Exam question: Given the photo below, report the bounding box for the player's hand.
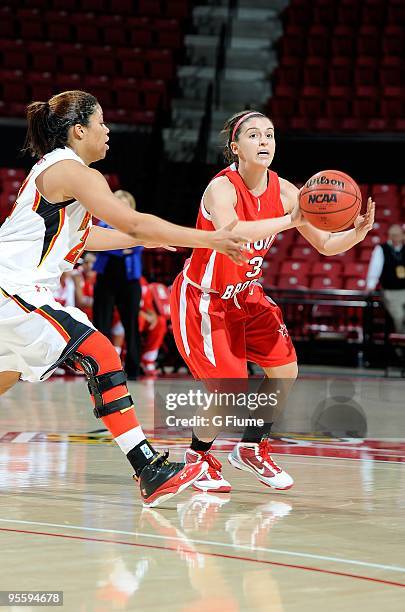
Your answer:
[208,220,251,265]
[291,200,307,228]
[354,197,375,240]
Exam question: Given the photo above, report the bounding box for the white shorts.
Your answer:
[0,284,95,382]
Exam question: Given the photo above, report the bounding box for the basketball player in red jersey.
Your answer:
[0,91,251,508]
[170,110,375,493]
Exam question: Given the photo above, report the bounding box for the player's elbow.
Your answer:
[318,247,332,256]
[313,242,328,256]
[125,216,144,239]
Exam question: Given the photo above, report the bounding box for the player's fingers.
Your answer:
[232,244,251,265]
[230,232,250,245]
[230,236,253,254]
[228,249,246,265]
[162,245,177,251]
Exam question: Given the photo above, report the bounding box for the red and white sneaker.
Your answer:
[138,452,209,507]
[228,440,293,490]
[185,449,232,493]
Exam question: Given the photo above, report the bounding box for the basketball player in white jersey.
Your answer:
[0,90,250,508]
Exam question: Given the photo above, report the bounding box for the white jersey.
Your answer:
[0,147,92,294]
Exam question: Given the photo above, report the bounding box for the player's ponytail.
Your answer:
[221,110,268,163]
[23,90,98,158]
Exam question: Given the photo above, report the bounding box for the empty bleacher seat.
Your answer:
[28,41,58,72]
[0,40,28,71]
[84,75,114,107]
[343,262,367,278]
[290,245,317,260]
[312,261,343,276]
[370,184,399,206]
[113,77,141,109]
[18,9,44,40]
[45,11,72,42]
[310,275,343,290]
[100,15,127,46]
[278,275,308,289]
[117,48,146,78]
[30,71,54,100]
[58,43,88,74]
[280,260,310,277]
[89,45,117,75]
[345,277,366,290]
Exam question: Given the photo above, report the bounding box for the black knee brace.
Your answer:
[69,353,134,418]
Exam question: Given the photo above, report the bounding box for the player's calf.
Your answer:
[68,331,208,506]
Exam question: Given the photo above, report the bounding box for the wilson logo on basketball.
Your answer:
[306,176,345,188]
[308,193,338,204]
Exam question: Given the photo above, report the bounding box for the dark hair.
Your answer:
[221,110,272,163]
[23,90,98,158]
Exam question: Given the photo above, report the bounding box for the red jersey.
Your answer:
[185,164,284,299]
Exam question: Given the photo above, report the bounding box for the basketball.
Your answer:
[299,170,362,232]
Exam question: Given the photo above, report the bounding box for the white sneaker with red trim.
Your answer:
[228,440,293,490]
[184,449,232,493]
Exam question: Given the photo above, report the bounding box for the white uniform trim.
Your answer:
[198,251,217,366]
[200,186,212,220]
[179,276,191,356]
[199,292,216,366]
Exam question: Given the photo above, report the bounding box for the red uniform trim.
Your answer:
[32,189,41,212]
[64,226,91,265]
[78,211,91,231]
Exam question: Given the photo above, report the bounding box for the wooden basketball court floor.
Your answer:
[1,368,405,611]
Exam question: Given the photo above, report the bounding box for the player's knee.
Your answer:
[68,331,133,418]
[75,331,123,373]
[265,361,298,381]
[0,371,21,396]
[285,361,298,380]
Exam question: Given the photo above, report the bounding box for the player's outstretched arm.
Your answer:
[85,225,176,251]
[57,161,250,264]
[206,176,304,240]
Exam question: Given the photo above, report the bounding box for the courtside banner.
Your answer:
[153,377,405,439]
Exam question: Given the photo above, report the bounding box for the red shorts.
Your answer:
[170,273,296,379]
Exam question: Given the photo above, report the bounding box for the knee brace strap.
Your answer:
[94,394,134,419]
[87,370,128,400]
[71,353,133,418]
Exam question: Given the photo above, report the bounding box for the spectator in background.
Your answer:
[111,277,168,376]
[73,252,96,321]
[92,190,143,379]
[138,277,167,375]
[366,224,405,332]
[54,271,76,307]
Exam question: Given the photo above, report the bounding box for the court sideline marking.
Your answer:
[0,526,404,589]
[0,518,404,574]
